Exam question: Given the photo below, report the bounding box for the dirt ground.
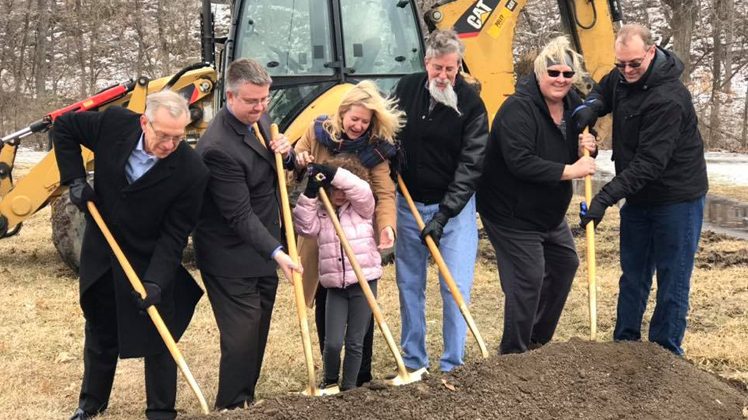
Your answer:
[186,340,748,420]
[0,160,747,419]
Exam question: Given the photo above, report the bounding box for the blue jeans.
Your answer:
[614,197,705,355]
[395,194,478,372]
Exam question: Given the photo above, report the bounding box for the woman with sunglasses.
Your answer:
[476,36,597,354]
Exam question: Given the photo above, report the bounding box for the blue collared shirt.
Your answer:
[125,133,159,184]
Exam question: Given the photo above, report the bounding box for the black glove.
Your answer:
[580,191,614,229]
[308,163,337,187]
[420,211,449,247]
[131,282,162,313]
[571,102,598,132]
[68,177,97,213]
[303,177,321,198]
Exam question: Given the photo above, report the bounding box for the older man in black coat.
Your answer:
[194,58,300,410]
[53,90,209,420]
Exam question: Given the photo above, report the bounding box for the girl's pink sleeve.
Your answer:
[293,194,322,237]
[331,168,375,219]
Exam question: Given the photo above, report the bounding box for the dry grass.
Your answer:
[1,168,746,419]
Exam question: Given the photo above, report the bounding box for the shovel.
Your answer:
[86,202,210,415]
[316,178,427,386]
[396,175,489,359]
[257,124,336,396]
[582,131,597,341]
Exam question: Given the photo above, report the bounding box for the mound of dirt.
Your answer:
[187,340,748,420]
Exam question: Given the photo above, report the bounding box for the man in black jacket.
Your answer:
[53,91,209,420]
[193,58,300,410]
[573,24,708,355]
[393,29,488,373]
[477,36,597,355]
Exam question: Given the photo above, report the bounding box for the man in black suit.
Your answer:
[53,90,209,420]
[194,58,301,410]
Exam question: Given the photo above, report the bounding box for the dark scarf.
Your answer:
[314,116,402,170]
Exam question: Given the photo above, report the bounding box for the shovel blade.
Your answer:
[385,367,429,386]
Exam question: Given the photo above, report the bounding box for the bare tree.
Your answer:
[33,0,49,104]
[707,0,724,148]
[661,0,698,83]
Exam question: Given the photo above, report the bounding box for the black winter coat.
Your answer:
[193,108,288,278]
[477,73,585,232]
[587,47,708,206]
[53,106,208,358]
[393,72,489,218]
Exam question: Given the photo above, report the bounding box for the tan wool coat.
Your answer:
[293,122,396,307]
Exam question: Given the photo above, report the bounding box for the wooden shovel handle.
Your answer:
[396,175,489,358]
[259,124,319,396]
[583,130,598,341]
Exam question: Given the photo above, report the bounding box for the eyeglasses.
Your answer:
[239,96,271,107]
[547,69,575,79]
[147,121,185,144]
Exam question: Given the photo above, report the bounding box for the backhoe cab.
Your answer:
[215,0,426,142]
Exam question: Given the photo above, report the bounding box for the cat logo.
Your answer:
[454,0,501,38]
[467,0,495,30]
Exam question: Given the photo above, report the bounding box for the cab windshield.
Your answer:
[232,0,424,128]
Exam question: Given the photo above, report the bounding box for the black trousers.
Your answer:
[315,284,374,385]
[202,272,278,410]
[481,216,579,355]
[78,272,177,420]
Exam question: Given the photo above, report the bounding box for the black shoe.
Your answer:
[319,379,338,390]
[69,408,98,420]
[219,399,253,412]
[356,372,373,387]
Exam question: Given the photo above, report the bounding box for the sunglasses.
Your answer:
[547,69,575,79]
[614,60,645,69]
[614,47,652,69]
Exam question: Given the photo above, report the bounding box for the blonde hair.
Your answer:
[533,36,586,85]
[323,80,405,145]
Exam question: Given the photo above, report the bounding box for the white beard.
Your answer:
[428,78,461,116]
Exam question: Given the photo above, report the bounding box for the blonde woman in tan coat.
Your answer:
[293,80,405,386]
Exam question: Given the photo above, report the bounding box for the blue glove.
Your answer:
[572,100,598,132]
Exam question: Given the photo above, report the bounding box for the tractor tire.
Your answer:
[51,190,86,274]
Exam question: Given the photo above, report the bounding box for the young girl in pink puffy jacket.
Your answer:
[293,154,381,391]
